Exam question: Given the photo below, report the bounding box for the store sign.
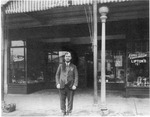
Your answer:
[129,52,147,59]
[131,59,146,65]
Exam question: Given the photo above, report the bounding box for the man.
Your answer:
[55,52,78,116]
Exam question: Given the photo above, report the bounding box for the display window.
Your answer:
[126,41,149,87]
[10,40,46,84]
[9,40,26,84]
[98,50,125,83]
[127,52,149,87]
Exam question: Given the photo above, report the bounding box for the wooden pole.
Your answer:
[1,6,5,103]
[93,0,98,105]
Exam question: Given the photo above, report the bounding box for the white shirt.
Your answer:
[65,62,70,66]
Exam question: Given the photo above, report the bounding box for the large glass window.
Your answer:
[127,52,149,87]
[114,51,125,83]
[10,40,26,84]
[98,50,125,83]
[126,41,149,87]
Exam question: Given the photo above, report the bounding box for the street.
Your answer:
[2,88,150,116]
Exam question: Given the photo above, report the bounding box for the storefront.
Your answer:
[1,0,149,96]
[126,40,149,97]
[97,39,126,91]
[8,40,87,93]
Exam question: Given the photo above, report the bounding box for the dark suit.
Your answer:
[55,62,78,113]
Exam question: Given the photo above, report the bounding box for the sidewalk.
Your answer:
[2,88,150,116]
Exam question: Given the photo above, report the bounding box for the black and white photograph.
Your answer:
[1,0,150,116]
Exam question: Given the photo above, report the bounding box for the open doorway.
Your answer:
[44,44,88,89]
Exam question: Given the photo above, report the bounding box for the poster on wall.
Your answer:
[115,55,122,67]
[106,62,111,71]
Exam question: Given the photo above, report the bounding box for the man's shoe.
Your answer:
[61,112,66,116]
[66,112,72,116]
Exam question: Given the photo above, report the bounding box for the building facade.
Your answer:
[1,0,149,97]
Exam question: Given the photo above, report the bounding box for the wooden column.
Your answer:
[1,6,5,102]
[93,0,98,105]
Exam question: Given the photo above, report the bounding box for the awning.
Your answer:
[4,0,133,14]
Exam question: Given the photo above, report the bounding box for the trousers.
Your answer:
[59,85,74,113]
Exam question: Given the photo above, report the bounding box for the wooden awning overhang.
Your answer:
[4,0,133,14]
[2,0,149,29]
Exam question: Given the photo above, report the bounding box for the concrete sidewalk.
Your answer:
[2,89,150,116]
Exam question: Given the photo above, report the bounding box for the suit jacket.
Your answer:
[55,62,78,89]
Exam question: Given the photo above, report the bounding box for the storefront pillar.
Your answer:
[4,30,8,94]
[1,4,9,96]
[93,0,98,105]
[1,5,8,102]
[99,6,109,114]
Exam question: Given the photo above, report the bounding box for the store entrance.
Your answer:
[44,44,87,89]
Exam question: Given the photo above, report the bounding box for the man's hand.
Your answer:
[56,84,60,89]
[72,85,76,90]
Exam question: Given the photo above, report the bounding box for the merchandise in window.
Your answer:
[98,50,125,83]
[126,40,149,87]
[114,51,125,83]
[127,52,149,87]
[10,40,26,84]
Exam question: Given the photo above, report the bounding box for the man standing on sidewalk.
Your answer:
[55,52,78,116]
